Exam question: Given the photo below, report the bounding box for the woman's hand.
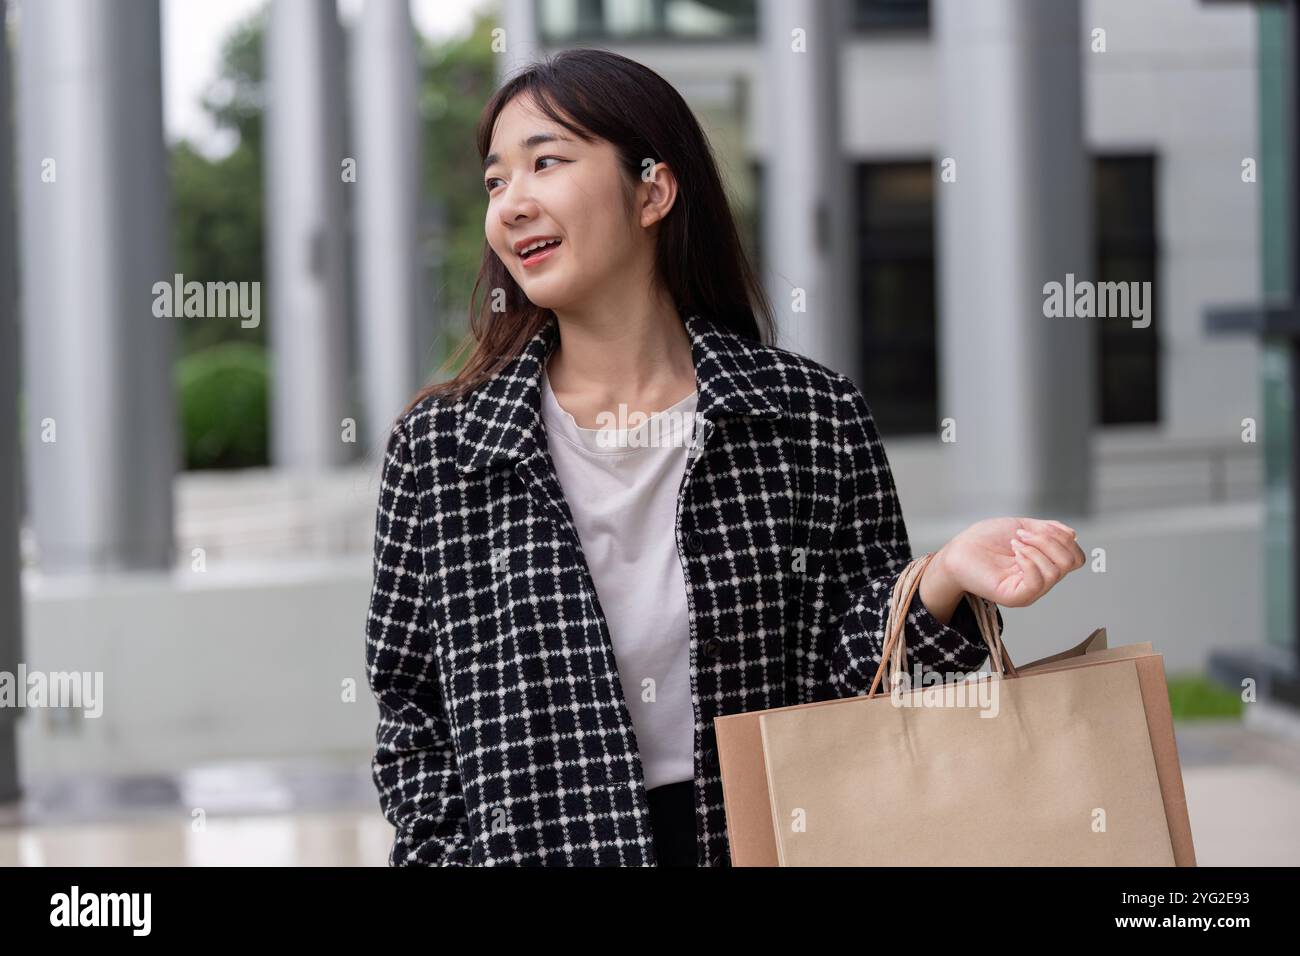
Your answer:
[929,516,1087,611]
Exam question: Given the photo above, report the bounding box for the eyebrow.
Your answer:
[483,133,574,173]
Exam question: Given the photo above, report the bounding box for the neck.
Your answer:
[545,291,697,423]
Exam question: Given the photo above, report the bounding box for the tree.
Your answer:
[170,4,267,358]
[416,10,500,370]
[169,3,500,372]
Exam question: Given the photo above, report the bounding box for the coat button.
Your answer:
[686,531,704,554]
[703,638,722,660]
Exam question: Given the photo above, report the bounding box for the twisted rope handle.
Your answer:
[865,551,1017,699]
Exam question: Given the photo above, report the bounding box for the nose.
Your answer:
[496,177,538,229]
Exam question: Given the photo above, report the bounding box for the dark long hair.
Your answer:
[403,47,775,416]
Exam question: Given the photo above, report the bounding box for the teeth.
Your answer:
[520,238,560,256]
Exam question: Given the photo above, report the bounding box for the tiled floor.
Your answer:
[0,756,397,866]
[1174,710,1300,866]
[0,811,395,866]
[1,718,1297,866]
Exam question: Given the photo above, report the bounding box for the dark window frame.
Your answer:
[855,160,940,435]
[848,154,1160,436]
[1093,153,1161,426]
[852,0,929,31]
[536,0,757,44]
[533,0,931,43]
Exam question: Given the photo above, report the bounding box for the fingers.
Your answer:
[1010,539,1056,590]
[1023,516,1075,539]
[1014,528,1080,571]
[1021,519,1085,566]
[1006,517,1086,599]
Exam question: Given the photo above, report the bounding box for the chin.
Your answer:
[517,279,579,311]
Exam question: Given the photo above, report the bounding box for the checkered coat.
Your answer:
[365,312,1002,866]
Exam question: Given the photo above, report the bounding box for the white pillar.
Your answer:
[352,0,422,442]
[757,0,856,378]
[0,7,21,801]
[17,0,176,571]
[497,0,542,86]
[264,0,351,468]
[934,0,1093,518]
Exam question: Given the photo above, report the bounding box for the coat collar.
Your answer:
[454,312,786,474]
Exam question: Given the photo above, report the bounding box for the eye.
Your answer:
[484,156,567,193]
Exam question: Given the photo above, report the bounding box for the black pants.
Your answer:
[645,779,698,867]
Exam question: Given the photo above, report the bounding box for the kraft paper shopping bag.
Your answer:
[715,553,1195,866]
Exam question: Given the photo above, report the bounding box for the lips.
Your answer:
[514,235,562,256]
[518,238,562,267]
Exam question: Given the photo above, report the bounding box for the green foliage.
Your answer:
[201,5,268,159]
[169,4,266,362]
[168,3,269,471]
[167,4,503,464]
[1167,674,1245,721]
[416,12,501,377]
[171,140,265,355]
[176,343,270,470]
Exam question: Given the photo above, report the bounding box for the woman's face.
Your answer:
[483,95,659,312]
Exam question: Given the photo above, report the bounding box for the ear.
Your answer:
[638,161,678,228]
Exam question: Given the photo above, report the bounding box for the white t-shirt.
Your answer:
[539,367,699,791]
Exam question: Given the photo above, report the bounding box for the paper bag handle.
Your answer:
[865,551,1018,699]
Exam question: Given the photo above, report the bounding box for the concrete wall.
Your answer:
[16,559,377,778]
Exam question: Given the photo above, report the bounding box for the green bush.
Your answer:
[1167,674,1245,721]
[177,342,270,470]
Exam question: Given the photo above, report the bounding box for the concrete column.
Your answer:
[16,0,176,571]
[497,0,542,86]
[757,0,856,379]
[1,6,21,801]
[351,0,422,442]
[934,0,1093,518]
[264,0,351,468]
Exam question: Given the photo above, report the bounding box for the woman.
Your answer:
[365,48,1085,867]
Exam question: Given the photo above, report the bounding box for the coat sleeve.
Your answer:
[366,416,473,866]
[825,376,1004,697]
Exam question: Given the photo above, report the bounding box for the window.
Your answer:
[853,0,929,31]
[853,156,1160,436]
[537,0,756,43]
[1094,156,1159,425]
[856,162,939,435]
[536,0,929,39]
